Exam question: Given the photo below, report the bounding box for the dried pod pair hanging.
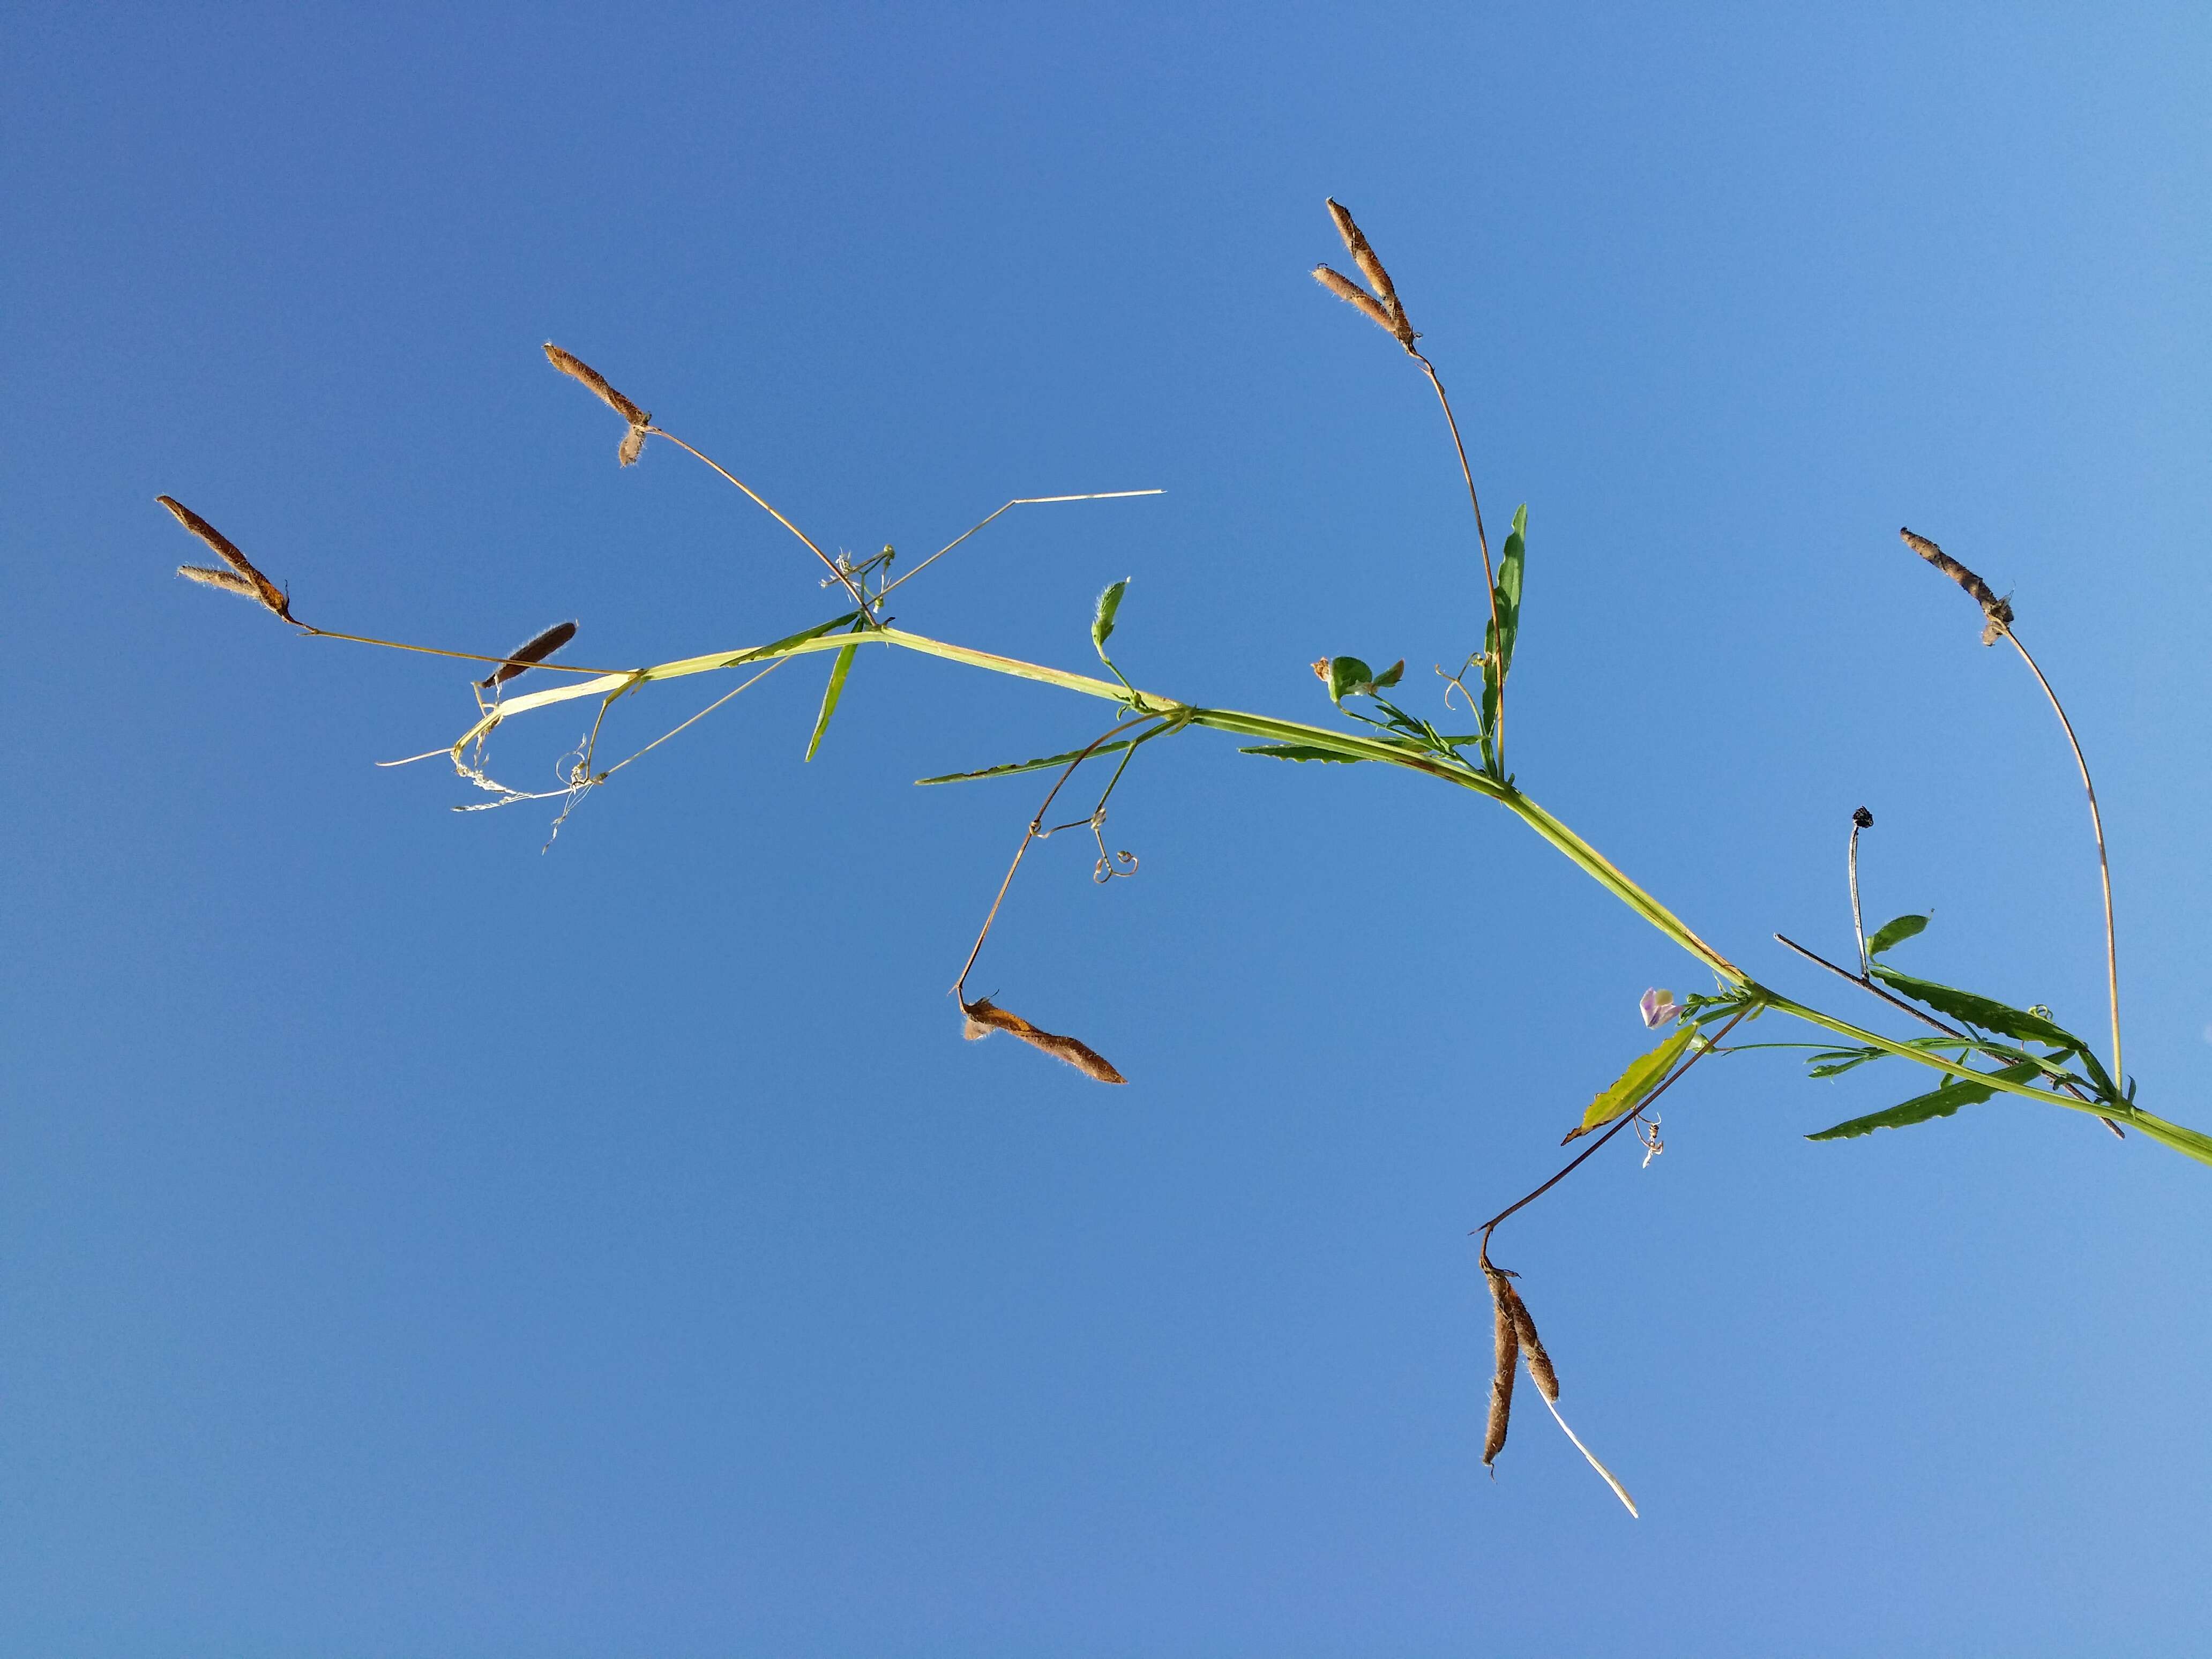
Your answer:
[1312,198,1418,351]
[1481,1260,1636,1516]
[160,496,296,622]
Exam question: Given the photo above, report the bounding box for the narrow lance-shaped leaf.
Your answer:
[1564,1022,1700,1142]
[718,611,862,669]
[1809,1062,2040,1141]
[1238,743,1366,764]
[1866,913,1929,956]
[1092,578,1130,659]
[803,627,862,761]
[917,734,1142,786]
[1493,503,1528,682]
[1868,966,2086,1055]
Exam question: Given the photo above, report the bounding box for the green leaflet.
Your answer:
[1494,503,1527,682]
[1809,1061,2040,1141]
[1326,656,1373,704]
[1869,965,2086,1056]
[721,610,863,669]
[1238,743,1364,764]
[1866,913,1929,956]
[803,636,860,761]
[1092,578,1130,657]
[916,735,1140,786]
[1566,1022,1699,1141]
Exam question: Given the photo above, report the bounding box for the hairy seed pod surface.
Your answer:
[959,997,1126,1084]
[543,342,652,430]
[1502,1280,1559,1404]
[1900,526,2014,645]
[1484,1268,1519,1468]
[1313,264,1400,340]
[159,496,292,619]
[480,620,579,687]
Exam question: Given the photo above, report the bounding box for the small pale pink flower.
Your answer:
[1640,988,1683,1028]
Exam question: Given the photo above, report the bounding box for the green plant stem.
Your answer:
[434,619,2211,1167]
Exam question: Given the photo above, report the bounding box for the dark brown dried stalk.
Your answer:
[1483,1267,1519,1469]
[479,620,579,687]
[960,997,1127,1085]
[1900,526,2013,646]
[543,342,652,466]
[159,496,293,620]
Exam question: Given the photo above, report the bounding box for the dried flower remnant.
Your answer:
[479,621,579,687]
[159,496,294,621]
[1640,988,1683,1028]
[959,997,1126,1085]
[543,342,652,466]
[1900,527,2013,646]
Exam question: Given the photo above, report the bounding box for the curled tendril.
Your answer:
[1094,849,1139,883]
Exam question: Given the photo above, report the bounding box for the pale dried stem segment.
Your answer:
[160,496,295,621]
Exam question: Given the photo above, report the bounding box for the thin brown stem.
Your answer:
[1411,352,1502,755]
[646,427,876,618]
[1475,1007,1752,1250]
[300,626,623,676]
[2001,626,2122,1093]
[951,711,1169,1003]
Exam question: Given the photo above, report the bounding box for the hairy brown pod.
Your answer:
[543,342,653,445]
[959,997,1126,1085]
[159,496,293,621]
[1502,1279,1559,1404]
[1483,1267,1519,1469]
[1900,527,2014,645]
[1321,198,1417,349]
[480,620,579,687]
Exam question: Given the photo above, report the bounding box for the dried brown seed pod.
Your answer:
[1483,1267,1519,1469]
[158,496,293,621]
[479,620,579,687]
[1326,199,1399,310]
[543,342,653,431]
[1501,1279,1559,1404]
[959,997,1127,1085]
[617,423,647,468]
[177,566,261,599]
[1312,264,1401,339]
[1321,199,1417,349]
[1900,527,2014,646]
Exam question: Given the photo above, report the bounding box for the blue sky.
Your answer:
[6,3,2211,1653]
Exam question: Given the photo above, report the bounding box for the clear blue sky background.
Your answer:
[6,3,2210,1653]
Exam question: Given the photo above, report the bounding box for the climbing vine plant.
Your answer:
[160,199,2207,1515]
